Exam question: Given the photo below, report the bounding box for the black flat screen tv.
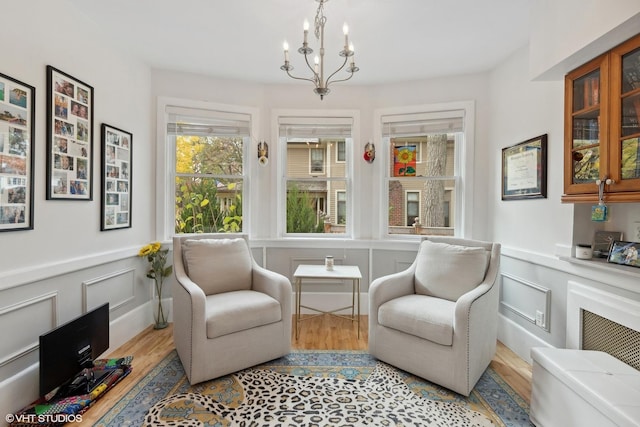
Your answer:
[39,303,109,397]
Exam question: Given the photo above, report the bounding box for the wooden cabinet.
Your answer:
[563,33,640,203]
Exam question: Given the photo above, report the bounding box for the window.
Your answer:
[337,141,346,162]
[278,115,354,236]
[378,103,473,237]
[406,191,420,226]
[310,148,325,174]
[166,105,250,234]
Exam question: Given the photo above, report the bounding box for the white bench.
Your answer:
[530,347,640,427]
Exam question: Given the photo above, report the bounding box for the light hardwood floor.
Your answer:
[80,315,532,425]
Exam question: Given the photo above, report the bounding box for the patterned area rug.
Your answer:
[145,363,493,426]
[96,350,532,426]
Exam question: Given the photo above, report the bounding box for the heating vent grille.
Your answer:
[582,310,640,371]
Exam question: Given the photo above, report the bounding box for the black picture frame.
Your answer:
[101,123,132,231]
[46,66,94,200]
[607,241,640,268]
[0,72,35,231]
[501,134,548,200]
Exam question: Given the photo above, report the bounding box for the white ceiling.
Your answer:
[68,0,532,86]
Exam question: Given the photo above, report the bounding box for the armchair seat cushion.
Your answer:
[205,290,282,339]
[378,294,455,346]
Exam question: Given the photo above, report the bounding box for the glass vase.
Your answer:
[153,277,170,329]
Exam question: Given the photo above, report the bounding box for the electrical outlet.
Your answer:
[535,310,545,328]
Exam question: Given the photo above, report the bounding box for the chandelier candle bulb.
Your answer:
[283,41,289,62]
[343,23,349,49]
[304,20,309,44]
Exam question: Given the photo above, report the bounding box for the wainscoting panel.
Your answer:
[0,293,57,372]
[500,272,551,332]
[370,248,417,283]
[82,268,136,312]
[265,247,369,292]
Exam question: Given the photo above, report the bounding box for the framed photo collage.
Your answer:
[0,72,35,231]
[0,65,133,232]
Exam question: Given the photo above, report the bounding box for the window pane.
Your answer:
[176,135,243,175]
[175,177,243,233]
[387,133,457,236]
[389,179,455,235]
[282,127,351,236]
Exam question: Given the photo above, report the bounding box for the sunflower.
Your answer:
[396,147,414,164]
[138,244,154,257]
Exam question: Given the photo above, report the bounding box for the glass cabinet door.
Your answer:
[611,35,640,192]
[571,69,602,184]
[564,54,609,197]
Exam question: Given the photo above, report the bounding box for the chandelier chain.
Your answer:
[314,1,326,40]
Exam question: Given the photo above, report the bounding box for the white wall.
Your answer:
[530,0,640,80]
[490,2,640,362]
[488,48,570,255]
[1,0,154,274]
[0,0,156,418]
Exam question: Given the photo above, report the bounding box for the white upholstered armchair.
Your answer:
[369,236,501,396]
[173,234,292,384]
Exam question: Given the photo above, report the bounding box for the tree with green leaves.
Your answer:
[287,184,324,233]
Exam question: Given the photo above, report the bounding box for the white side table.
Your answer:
[293,264,362,339]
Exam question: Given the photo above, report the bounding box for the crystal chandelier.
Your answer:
[280,0,359,100]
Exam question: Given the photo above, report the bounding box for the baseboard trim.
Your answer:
[498,313,552,364]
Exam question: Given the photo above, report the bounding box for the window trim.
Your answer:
[373,101,475,239]
[157,97,259,240]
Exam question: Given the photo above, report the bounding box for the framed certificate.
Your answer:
[501,134,547,200]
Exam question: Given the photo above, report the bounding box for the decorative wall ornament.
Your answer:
[364,141,375,163]
[257,141,269,166]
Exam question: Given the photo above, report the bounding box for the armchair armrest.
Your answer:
[173,271,207,333]
[369,265,416,323]
[252,263,293,321]
[453,269,500,353]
